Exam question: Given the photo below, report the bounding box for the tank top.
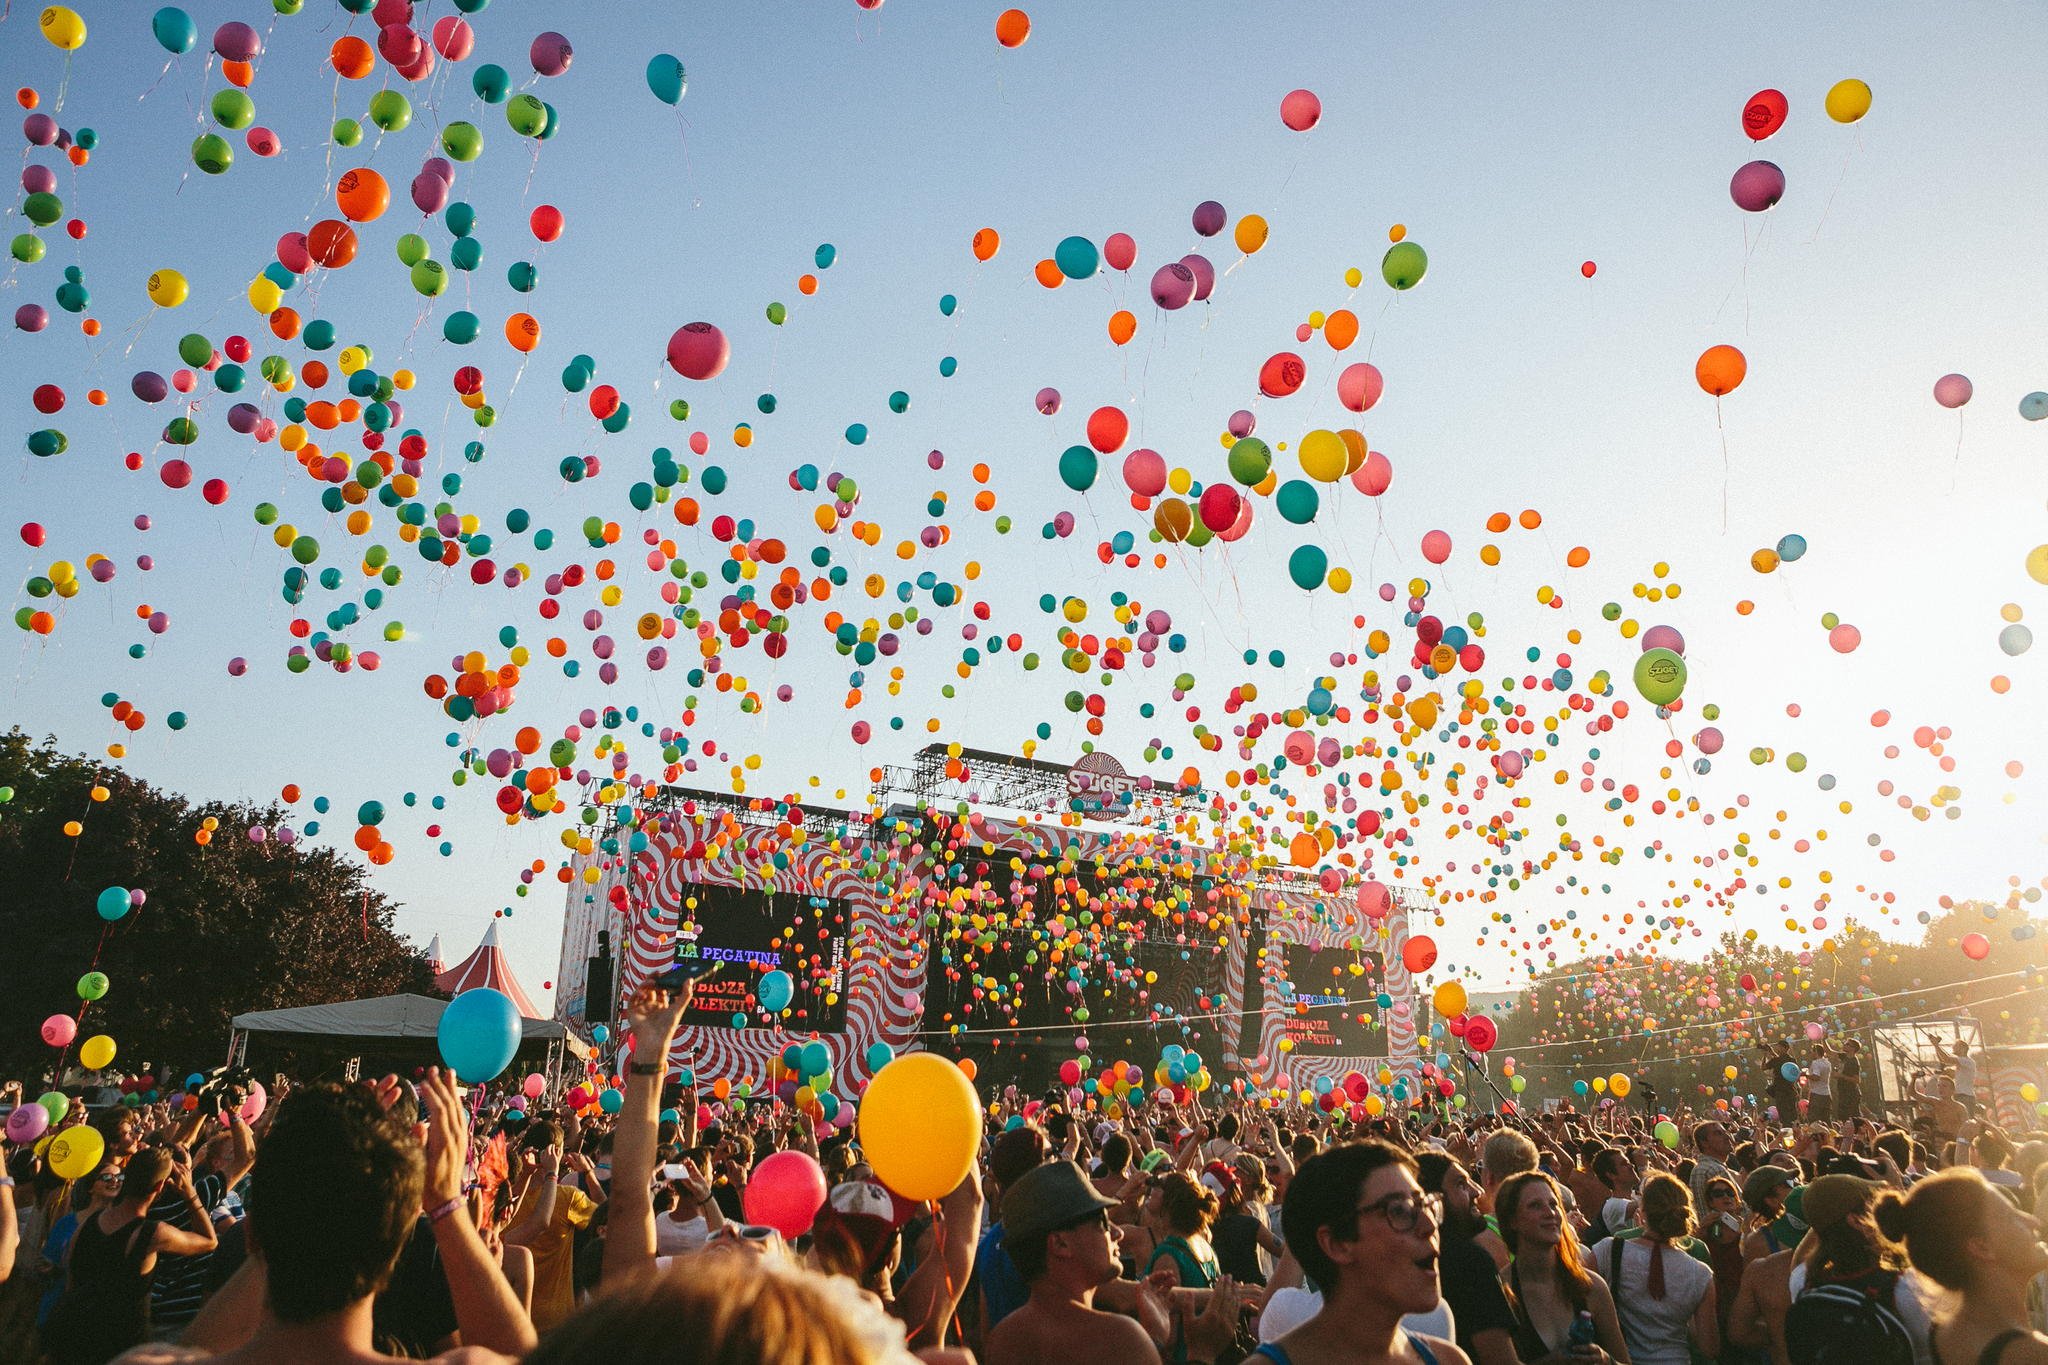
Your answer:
[1932,1326,2027,1365]
[1254,1330,1443,1365]
[43,1212,159,1365]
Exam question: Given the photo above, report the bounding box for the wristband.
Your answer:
[630,1062,663,1076]
[426,1196,462,1224]
[0,1176,15,1189]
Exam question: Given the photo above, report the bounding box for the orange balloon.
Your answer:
[306,219,358,269]
[972,227,1000,262]
[222,60,254,89]
[1107,309,1136,345]
[994,9,1030,46]
[958,1057,979,1080]
[1518,509,1542,530]
[1486,512,1511,533]
[1323,309,1359,350]
[330,35,374,79]
[505,313,541,352]
[269,306,301,340]
[797,274,818,296]
[1695,344,1747,396]
[1566,546,1591,568]
[1034,258,1063,289]
[335,168,390,223]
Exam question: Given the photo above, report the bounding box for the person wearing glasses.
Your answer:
[1252,1140,1470,1365]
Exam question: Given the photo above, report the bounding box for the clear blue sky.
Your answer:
[5,2,2046,1005]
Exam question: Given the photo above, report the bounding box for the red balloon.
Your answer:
[31,384,64,414]
[666,322,730,381]
[1104,232,1137,271]
[1258,351,1305,398]
[1580,261,1597,278]
[1085,405,1128,454]
[1464,1016,1498,1053]
[1197,483,1241,533]
[530,204,564,242]
[20,522,46,547]
[1743,89,1788,141]
[1402,935,1437,974]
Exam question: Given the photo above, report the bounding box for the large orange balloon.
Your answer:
[330,35,374,78]
[1324,309,1359,351]
[1695,344,1747,396]
[335,168,390,223]
[972,227,1000,262]
[994,9,1030,47]
[306,219,358,269]
[505,313,541,352]
[1107,310,1136,346]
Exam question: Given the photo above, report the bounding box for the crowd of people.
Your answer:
[1,1002,2044,1365]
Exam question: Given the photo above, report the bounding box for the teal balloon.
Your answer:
[1058,444,1098,492]
[152,7,196,53]
[507,261,537,293]
[450,237,482,272]
[27,430,67,458]
[303,319,336,350]
[1054,235,1099,280]
[96,886,131,921]
[758,970,794,1012]
[472,64,508,103]
[646,54,686,105]
[939,294,957,316]
[1276,479,1320,524]
[814,243,836,270]
[436,987,521,1083]
[2022,393,2048,422]
[601,403,631,434]
[444,202,476,238]
[1288,544,1329,590]
[1226,436,1272,486]
[1382,241,1428,290]
[561,363,590,392]
[506,93,547,137]
[888,391,909,414]
[864,1042,893,1072]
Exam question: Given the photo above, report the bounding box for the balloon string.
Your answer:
[1716,397,1729,532]
[1807,135,1859,245]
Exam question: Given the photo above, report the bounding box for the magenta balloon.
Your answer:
[16,304,48,332]
[1122,448,1166,497]
[1051,510,1075,537]
[213,21,261,60]
[1182,254,1216,302]
[1197,483,1241,533]
[277,232,312,274]
[665,322,730,380]
[6,1104,48,1144]
[1497,751,1525,779]
[411,173,449,214]
[377,23,423,67]
[1151,262,1196,310]
[1103,232,1137,271]
[1350,450,1393,497]
[1035,387,1061,415]
[247,127,280,157]
[1227,409,1256,438]
[1729,160,1785,213]
[22,165,56,195]
[1640,624,1685,655]
[22,113,56,146]
[421,156,455,185]
[1280,88,1322,131]
[1696,726,1724,755]
[1191,200,1226,237]
[1336,362,1384,413]
[396,45,435,83]
[530,31,573,76]
[1933,373,1973,409]
[431,15,474,59]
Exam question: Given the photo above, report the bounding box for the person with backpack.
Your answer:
[1783,1174,1934,1365]
[1872,1168,2048,1365]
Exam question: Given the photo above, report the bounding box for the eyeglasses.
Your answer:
[1358,1190,1442,1234]
[1059,1208,1113,1234]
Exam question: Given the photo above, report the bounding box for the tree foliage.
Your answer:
[0,731,437,1081]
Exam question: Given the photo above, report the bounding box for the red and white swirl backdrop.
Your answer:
[1250,885,1422,1091]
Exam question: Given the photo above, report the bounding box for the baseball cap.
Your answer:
[1743,1165,1793,1209]
[812,1180,904,1278]
[1002,1159,1120,1245]
[1799,1173,1880,1233]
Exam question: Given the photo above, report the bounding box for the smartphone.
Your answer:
[656,1163,695,1182]
[654,953,724,992]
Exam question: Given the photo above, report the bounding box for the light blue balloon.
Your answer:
[645,54,686,106]
[864,1041,893,1072]
[1054,235,1099,280]
[758,969,794,1013]
[96,885,131,921]
[152,6,197,53]
[437,987,521,1082]
[2022,392,2048,422]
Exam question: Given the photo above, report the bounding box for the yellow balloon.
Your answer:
[1298,429,1347,482]
[248,276,282,314]
[2022,1082,2040,1104]
[1364,1093,1385,1116]
[48,1124,105,1180]
[1609,1072,1632,1098]
[79,1034,116,1070]
[1825,79,1872,124]
[2026,544,2048,586]
[1432,981,1468,1018]
[40,5,87,49]
[1592,1076,1607,1094]
[338,346,369,375]
[1234,214,1269,256]
[857,1053,979,1200]
[147,270,190,309]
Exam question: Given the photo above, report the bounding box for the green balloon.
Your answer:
[669,399,691,421]
[505,93,546,137]
[367,90,412,132]
[1226,436,1273,486]
[766,301,787,325]
[449,237,482,272]
[1288,544,1329,590]
[1632,647,1687,707]
[443,311,479,344]
[22,192,62,226]
[11,233,45,264]
[178,333,213,366]
[254,502,279,525]
[210,89,256,131]
[1382,241,1428,290]
[471,63,508,103]
[77,972,109,1001]
[1058,444,1098,492]
[290,535,321,565]
[331,118,362,148]
[441,122,482,162]
[164,417,198,445]
[1275,479,1320,525]
[191,134,234,174]
[395,233,429,267]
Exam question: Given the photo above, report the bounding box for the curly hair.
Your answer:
[1156,1170,1220,1237]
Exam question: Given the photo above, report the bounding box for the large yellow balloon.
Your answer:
[1432,981,1468,1018]
[40,5,87,49]
[858,1053,979,1200]
[1297,429,1347,482]
[1234,214,1269,256]
[79,1034,116,1070]
[248,276,282,314]
[1825,79,1871,124]
[49,1124,105,1180]
[1609,1072,1632,1099]
[2026,544,2048,585]
[147,270,190,309]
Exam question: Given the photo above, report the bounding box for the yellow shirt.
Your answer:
[527,1185,597,1332]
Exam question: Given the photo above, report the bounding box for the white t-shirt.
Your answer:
[1952,1053,1977,1097]
[654,1211,713,1256]
[1583,1238,1714,1365]
[1807,1055,1833,1096]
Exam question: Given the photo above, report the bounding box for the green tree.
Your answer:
[0,731,436,1082]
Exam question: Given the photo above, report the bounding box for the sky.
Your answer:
[5,2,2048,1009]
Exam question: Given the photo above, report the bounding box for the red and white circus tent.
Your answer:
[434,921,538,1019]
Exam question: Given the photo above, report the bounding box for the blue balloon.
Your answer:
[757,969,794,1013]
[598,1087,624,1114]
[1054,235,1099,280]
[96,885,131,921]
[590,1023,610,1044]
[645,54,686,105]
[152,6,197,53]
[1780,1062,1800,1081]
[864,1041,894,1072]
[437,987,521,1083]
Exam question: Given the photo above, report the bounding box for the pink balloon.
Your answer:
[1280,89,1322,132]
[1695,726,1724,755]
[1181,254,1216,302]
[1729,160,1785,213]
[743,1149,827,1238]
[431,16,474,60]
[277,233,312,274]
[1336,362,1384,413]
[1640,624,1685,655]
[1150,262,1196,310]
[1350,450,1393,497]
[1035,387,1062,415]
[1420,530,1452,564]
[1933,373,1973,409]
[1357,880,1392,918]
[1122,448,1166,497]
[238,1082,267,1125]
[1282,730,1315,764]
[665,322,730,380]
[42,1013,77,1047]
[1828,623,1861,653]
[1219,497,1255,543]
[1103,232,1137,271]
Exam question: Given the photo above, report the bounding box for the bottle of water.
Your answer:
[1567,1310,1597,1351]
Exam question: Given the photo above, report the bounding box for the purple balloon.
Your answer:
[530,31,573,76]
[227,402,262,434]
[421,156,455,185]
[1151,262,1196,310]
[16,304,49,332]
[1181,253,1216,302]
[6,1104,49,1144]
[132,371,169,403]
[22,113,56,146]
[1228,409,1256,437]
[646,645,668,671]
[1035,387,1061,415]
[1640,624,1685,655]
[22,165,56,195]
[1729,160,1785,213]
[411,173,449,214]
[212,21,261,61]
[1191,200,1226,237]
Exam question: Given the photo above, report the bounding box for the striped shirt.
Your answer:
[147,1172,224,1328]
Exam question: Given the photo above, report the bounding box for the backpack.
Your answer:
[1783,1276,1915,1365]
